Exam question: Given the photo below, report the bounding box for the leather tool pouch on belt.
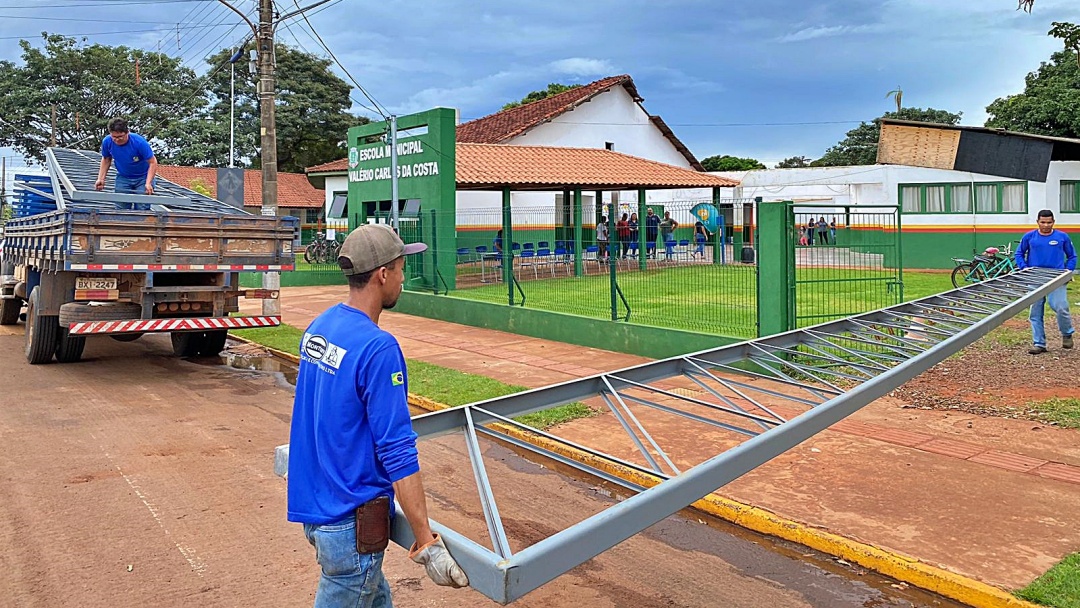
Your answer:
[355,495,391,554]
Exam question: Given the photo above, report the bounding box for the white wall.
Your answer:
[715,163,1080,227]
[506,86,693,169]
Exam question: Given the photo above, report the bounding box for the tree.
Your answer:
[700,155,766,172]
[814,107,962,166]
[776,156,812,169]
[0,33,202,163]
[984,50,1080,137]
[886,86,903,113]
[502,83,582,110]
[160,44,368,171]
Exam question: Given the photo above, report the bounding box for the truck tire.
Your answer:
[25,287,59,365]
[58,302,143,326]
[199,330,228,357]
[171,331,205,357]
[0,298,21,325]
[55,329,86,363]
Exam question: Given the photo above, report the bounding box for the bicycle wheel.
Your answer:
[950,264,968,288]
[951,263,984,288]
[325,240,341,264]
[303,243,318,264]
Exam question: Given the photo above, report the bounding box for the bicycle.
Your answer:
[950,241,1018,288]
[303,231,342,265]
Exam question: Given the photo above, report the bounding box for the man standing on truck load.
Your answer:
[288,224,469,606]
[1016,209,1076,355]
[94,118,158,197]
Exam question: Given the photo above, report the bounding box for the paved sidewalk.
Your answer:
[243,287,1080,592]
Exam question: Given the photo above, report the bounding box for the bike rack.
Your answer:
[277,268,1070,604]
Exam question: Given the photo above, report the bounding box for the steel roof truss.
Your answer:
[393,269,1070,604]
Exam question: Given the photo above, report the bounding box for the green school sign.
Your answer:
[347,107,457,290]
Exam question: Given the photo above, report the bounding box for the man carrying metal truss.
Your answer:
[288,224,468,606]
[94,118,158,203]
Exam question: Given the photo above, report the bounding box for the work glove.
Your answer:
[409,533,469,588]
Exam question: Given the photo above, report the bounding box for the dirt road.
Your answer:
[0,327,962,607]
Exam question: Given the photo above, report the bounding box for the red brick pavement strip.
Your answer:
[256,293,1080,486]
[1033,462,1080,484]
[917,438,987,460]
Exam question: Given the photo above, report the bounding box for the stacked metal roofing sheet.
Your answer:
[13,148,253,216]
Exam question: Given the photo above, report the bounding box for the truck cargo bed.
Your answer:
[3,209,297,272]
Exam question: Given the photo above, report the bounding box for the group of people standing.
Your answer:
[800,217,837,246]
[598,207,708,261]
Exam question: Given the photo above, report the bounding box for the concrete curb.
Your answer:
[228,334,1038,608]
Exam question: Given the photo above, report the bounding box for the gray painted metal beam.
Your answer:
[276,269,1069,604]
[404,268,1069,603]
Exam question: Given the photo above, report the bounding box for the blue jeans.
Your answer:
[303,518,392,608]
[663,234,675,257]
[115,175,154,210]
[1030,285,1074,347]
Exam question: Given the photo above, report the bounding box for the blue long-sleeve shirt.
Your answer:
[1015,229,1077,271]
[287,304,419,525]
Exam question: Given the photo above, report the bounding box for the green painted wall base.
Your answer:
[240,271,348,288]
[396,290,743,359]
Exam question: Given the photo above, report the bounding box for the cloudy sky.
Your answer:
[1,0,1080,171]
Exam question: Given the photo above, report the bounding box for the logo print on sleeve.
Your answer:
[391,371,404,386]
[304,335,328,360]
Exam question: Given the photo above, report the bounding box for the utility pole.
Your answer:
[1,157,6,224]
[216,0,333,315]
[257,0,279,315]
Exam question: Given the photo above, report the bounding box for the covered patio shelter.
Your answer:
[452,142,740,288]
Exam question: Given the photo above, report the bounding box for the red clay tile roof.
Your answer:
[306,157,348,173]
[455,143,737,190]
[156,165,324,208]
[306,75,704,175]
[456,75,637,143]
[454,75,704,170]
[306,144,738,190]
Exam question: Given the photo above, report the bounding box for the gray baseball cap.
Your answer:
[338,223,427,275]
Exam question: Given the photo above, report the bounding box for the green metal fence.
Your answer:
[447,198,761,339]
[791,204,902,328]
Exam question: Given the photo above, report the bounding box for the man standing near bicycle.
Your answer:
[1016,209,1076,355]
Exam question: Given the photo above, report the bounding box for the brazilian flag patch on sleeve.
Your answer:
[391,371,404,386]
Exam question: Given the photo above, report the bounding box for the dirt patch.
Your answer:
[893,317,1080,424]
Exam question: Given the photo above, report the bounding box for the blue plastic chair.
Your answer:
[519,249,538,278]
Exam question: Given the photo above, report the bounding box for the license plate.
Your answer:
[75,277,117,290]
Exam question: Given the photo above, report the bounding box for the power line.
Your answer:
[287,0,388,119]
[0,23,234,41]
[279,17,384,119]
[0,0,208,6]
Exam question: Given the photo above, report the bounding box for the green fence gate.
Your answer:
[790,203,902,330]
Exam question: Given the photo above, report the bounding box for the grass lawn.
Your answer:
[1024,398,1080,430]
[452,266,956,338]
[1017,553,1080,608]
[230,323,592,430]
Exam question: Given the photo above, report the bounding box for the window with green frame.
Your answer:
[1060,180,1080,213]
[899,181,1026,214]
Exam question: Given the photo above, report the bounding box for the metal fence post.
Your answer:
[502,188,513,304]
[609,207,618,320]
[712,187,723,264]
[638,189,647,271]
[573,189,583,277]
[755,200,795,337]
